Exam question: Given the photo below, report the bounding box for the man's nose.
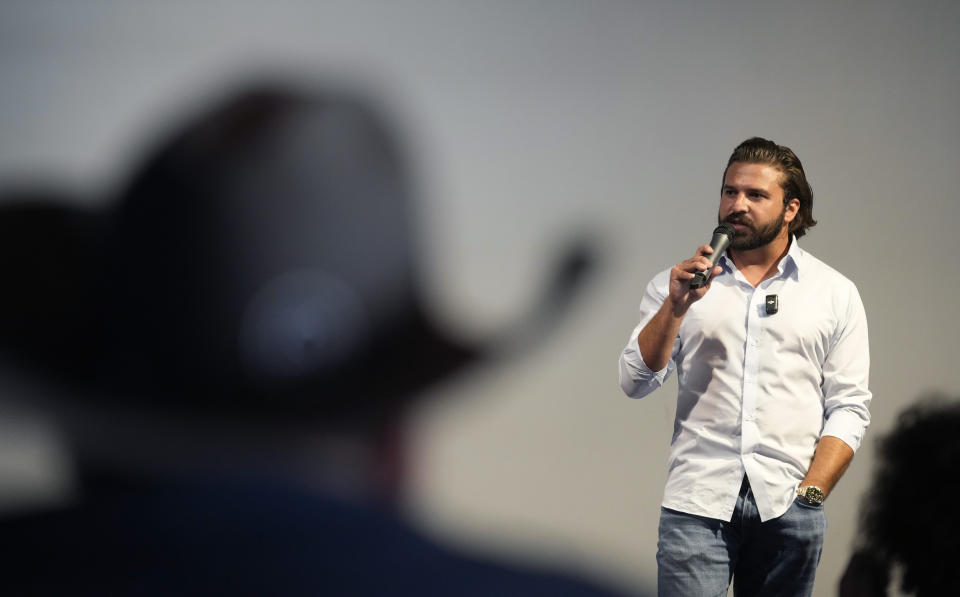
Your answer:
[731,193,750,211]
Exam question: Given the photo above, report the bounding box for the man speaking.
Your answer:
[618,138,871,596]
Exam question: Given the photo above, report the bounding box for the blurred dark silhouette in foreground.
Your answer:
[839,395,960,597]
[0,83,629,596]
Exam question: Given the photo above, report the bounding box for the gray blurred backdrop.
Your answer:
[0,2,957,595]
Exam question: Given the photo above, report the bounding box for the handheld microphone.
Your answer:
[689,223,735,289]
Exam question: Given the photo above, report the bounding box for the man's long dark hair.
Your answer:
[724,137,817,239]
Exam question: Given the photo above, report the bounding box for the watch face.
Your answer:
[800,486,824,505]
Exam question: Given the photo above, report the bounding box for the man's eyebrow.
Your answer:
[722,184,769,196]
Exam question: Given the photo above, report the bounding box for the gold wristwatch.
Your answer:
[796,485,825,506]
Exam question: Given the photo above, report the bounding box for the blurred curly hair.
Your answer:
[857,395,960,596]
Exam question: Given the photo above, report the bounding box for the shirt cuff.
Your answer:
[820,409,868,453]
[623,330,670,383]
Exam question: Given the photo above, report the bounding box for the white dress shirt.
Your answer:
[619,239,871,522]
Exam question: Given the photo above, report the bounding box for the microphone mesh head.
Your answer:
[715,222,736,237]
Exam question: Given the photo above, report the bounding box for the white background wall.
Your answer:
[1,2,958,595]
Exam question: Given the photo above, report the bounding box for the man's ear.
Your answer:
[784,197,800,223]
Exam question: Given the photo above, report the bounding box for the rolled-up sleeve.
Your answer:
[819,281,871,452]
[619,271,678,398]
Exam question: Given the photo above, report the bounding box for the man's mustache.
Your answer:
[723,214,754,229]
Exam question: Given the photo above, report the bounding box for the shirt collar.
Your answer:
[717,235,803,281]
[781,236,803,281]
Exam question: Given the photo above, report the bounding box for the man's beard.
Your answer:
[721,205,787,251]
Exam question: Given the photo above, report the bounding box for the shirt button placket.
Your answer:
[741,286,762,458]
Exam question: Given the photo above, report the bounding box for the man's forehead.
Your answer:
[723,161,784,187]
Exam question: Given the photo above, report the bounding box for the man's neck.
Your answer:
[728,231,792,287]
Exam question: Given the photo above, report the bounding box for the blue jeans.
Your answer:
[656,478,826,597]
